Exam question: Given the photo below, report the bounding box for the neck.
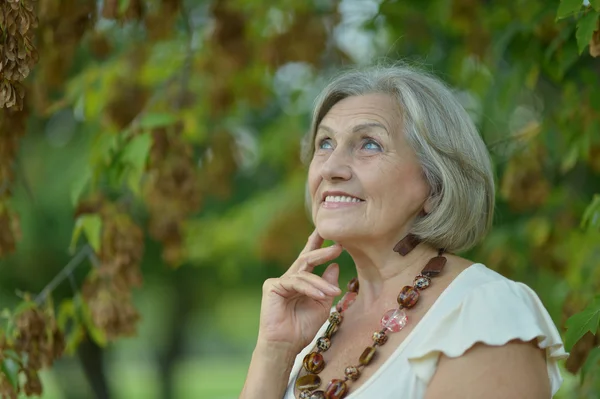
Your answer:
[339,237,438,313]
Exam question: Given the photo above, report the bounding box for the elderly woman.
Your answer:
[240,65,567,399]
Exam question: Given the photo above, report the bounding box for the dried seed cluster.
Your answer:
[0,305,65,398]
[77,197,144,340]
[0,0,38,110]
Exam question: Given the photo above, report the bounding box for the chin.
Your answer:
[316,222,364,243]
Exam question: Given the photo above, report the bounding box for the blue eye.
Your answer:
[362,139,382,151]
[318,138,333,150]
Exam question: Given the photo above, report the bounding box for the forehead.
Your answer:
[318,93,402,132]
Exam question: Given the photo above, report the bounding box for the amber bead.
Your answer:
[296,374,322,391]
[344,365,360,381]
[347,277,359,293]
[316,336,331,351]
[328,311,343,325]
[413,274,431,290]
[325,322,338,338]
[303,352,326,374]
[397,285,420,308]
[325,379,348,399]
[310,391,326,399]
[372,330,388,346]
[359,346,376,365]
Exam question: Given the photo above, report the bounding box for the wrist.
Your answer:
[253,339,298,364]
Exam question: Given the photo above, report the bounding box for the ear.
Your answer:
[423,196,433,214]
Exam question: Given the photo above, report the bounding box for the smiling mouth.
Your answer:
[324,195,364,204]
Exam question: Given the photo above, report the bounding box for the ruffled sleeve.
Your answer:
[406,280,568,396]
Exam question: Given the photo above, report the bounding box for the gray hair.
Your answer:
[303,64,495,253]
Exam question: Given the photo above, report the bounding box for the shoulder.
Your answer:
[406,262,568,397]
[425,339,550,399]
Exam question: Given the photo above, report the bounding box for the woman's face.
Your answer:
[308,93,431,244]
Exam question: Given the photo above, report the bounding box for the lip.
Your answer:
[321,191,365,202]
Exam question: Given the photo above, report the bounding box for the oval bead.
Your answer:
[328,311,343,325]
[325,379,348,399]
[325,322,338,338]
[316,336,331,352]
[310,391,326,399]
[413,274,431,290]
[347,277,359,293]
[296,374,322,391]
[380,308,407,333]
[303,352,326,374]
[359,346,376,365]
[344,365,360,381]
[335,292,357,313]
[372,330,388,346]
[397,285,420,308]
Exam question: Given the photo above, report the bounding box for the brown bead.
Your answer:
[421,256,447,277]
[316,336,331,351]
[347,277,359,293]
[393,234,421,255]
[328,311,343,325]
[344,365,360,381]
[303,352,326,374]
[325,322,338,338]
[413,274,431,290]
[310,391,326,399]
[372,330,388,346]
[296,374,322,391]
[359,346,377,365]
[397,285,420,308]
[324,379,348,399]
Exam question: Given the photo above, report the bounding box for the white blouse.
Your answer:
[282,263,568,398]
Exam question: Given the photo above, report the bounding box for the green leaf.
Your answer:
[57,299,76,330]
[1,357,20,389]
[122,132,152,171]
[70,214,103,254]
[581,346,600,379]
[121,132,152,195]
[591,0,600,11]
[138,113,177,129]
[565,296,600,351]
[557,0,584,19]
[70,165,93,205]
[576,12,600,54]
[581,194,600,231]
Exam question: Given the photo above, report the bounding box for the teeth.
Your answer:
[325,195,362,203]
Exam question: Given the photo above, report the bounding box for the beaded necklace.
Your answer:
[295,243,447,399]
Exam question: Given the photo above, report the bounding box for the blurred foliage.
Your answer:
[1,0,600,397]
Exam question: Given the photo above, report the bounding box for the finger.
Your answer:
[296,271,341,295]
[272,277,335,301]
[321,263,340,290]
[294,244,343,273]
[300,229,325,254]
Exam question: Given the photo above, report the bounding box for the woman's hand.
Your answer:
[257,230,343,353]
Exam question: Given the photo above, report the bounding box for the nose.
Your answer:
[320,148,352,182]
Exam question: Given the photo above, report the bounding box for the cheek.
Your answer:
[307,160,321,197]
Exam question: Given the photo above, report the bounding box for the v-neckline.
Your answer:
[288,263,483,398]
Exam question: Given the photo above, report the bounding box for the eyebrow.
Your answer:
[317,122,389,135]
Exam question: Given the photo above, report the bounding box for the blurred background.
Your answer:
[0,0,599,398]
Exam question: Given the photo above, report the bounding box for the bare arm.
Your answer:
[424,339,551,399]
[240,342,297,399]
